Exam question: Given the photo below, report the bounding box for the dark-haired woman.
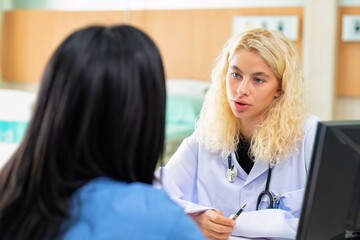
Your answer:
[0,25,204,240]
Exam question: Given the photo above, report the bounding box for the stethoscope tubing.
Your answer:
[227,153,276,210]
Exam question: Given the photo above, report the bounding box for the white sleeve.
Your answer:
[156,134,213,213]
[231,209,298,239]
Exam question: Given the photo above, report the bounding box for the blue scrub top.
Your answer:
[60,177,204,240]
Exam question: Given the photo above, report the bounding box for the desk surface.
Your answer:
[229,237,267,240]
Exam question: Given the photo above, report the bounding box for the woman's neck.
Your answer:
[240,116,261,142]
[239,120,257,141]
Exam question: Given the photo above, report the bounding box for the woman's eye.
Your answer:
[231,73,240,78]
[254,78,264,84]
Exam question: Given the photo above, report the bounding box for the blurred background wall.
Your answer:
[1,0,360,121]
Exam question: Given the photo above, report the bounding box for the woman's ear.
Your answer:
[275,89,284,98]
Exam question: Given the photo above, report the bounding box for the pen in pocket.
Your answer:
[232,203,247,220]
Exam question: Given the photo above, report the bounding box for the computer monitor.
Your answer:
[297,120,360,240]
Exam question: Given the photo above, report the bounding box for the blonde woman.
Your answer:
[159,28,319,240]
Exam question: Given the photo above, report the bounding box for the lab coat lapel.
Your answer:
[243,159,268,187]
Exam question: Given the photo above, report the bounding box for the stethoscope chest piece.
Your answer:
[226,153,238,182]
[225,166,238,182]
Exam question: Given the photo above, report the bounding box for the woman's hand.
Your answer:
[189,209,235,240]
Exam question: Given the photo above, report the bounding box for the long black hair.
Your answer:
[0,25,166,239]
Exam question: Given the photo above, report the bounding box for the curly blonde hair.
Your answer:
[196,28,307,164]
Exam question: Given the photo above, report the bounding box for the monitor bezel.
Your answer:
[296,120,360,240]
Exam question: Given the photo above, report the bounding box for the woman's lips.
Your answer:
[233,100,251,111]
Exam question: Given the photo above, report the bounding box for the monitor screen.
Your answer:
[297,120,360,240]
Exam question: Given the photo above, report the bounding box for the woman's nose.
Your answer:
[236,81,249,96]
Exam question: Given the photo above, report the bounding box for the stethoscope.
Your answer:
[226,153,280,210]
[225,154,238,183]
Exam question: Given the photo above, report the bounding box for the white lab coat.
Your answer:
[159,114,319,239]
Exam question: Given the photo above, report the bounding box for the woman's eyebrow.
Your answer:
[229,65,242,73]
[252,72,271,78]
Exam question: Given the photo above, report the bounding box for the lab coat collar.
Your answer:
[221,152,269,187]
[243,158,269,187]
